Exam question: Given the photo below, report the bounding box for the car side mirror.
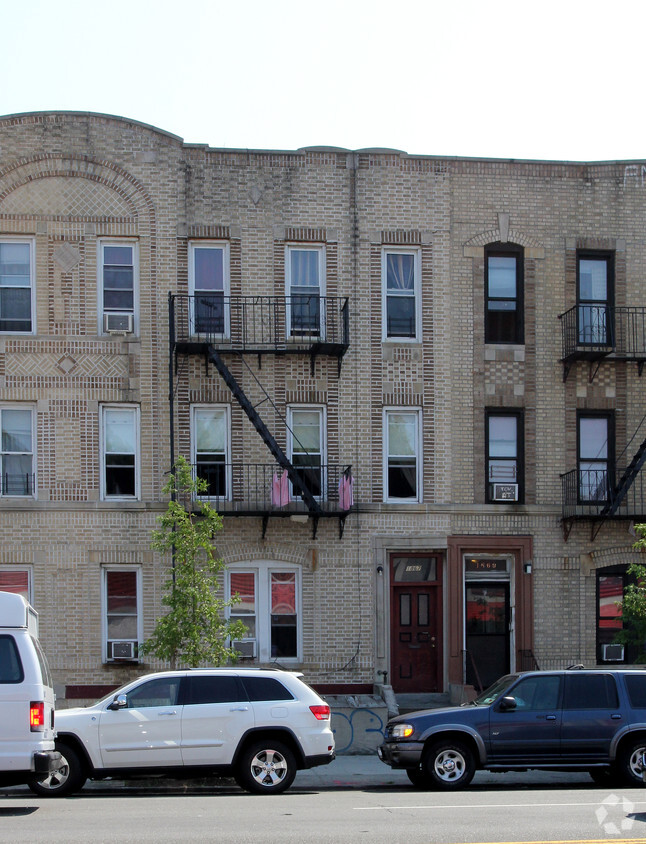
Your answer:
[499,696,517,711]
[108,693,128,711]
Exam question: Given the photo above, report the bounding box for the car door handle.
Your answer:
[611,714,622,720]
[158,711,177,716]
[229,706,249,712]
[545,715,557,720]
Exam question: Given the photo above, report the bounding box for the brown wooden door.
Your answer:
[390,555,442,693]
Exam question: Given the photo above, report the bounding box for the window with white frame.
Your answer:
[0,239,34,333]
[382,248,420,340]
[0,406,35,497]
[384,409,421,501]
[227,564,300,661]
[0,568,31,603]
[99,241,137,333]
[101,405,139,499]
[189,241,230,336]
[287,406,325,500]
[191,405,230,499]
[102,567,142,662]
[286,245,324,337]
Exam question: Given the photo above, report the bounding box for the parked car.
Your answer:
[0,591,60,788]
[378,668,646,790]
[29,668,334,796]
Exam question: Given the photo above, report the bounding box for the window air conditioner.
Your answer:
[233,639,257,660]
[104,312,134,334]
[110,640,137,660]
[602,643,624,662]
[492,483,518,502]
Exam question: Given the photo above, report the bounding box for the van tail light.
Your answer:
[30,701,45,731]
[309,704,330,721]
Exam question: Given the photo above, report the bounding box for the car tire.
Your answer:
[28,742,87,797]
[406,768,432,788]
[617,739,646,787]
[422,739,476,790]
[235,739,297,795]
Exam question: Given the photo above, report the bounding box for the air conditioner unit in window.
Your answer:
[233,639,256,660]
[492,483,518,502]
[103,312,134,334]
[602,643,624,662]
[110,640,137,660]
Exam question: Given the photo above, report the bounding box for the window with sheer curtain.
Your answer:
[192,405,229,499]
[0,407,34,497]
[385,409,420,501]
[189,242,229,336]
[286,246,323,336]
[383,249,419,340]
[101,405,139,499]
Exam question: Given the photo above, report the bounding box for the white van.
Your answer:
[0,591,60,787]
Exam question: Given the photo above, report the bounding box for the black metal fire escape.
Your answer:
[169,293,352,539]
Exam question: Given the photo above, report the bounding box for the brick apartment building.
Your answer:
[0,110,644,706]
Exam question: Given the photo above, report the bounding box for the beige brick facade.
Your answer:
[1,111,645,704]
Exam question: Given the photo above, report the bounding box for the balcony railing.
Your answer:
[561,467,646,520]
[170,294,349,358]
[559,305,646,366]
[1,473,35,497]
[187,462,355,516]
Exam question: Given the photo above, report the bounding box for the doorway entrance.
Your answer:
[390,554,442,693]
[464,558,511,690]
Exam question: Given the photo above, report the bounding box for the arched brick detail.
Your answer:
[464,228,544,249]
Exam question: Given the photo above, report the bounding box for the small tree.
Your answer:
[613,523,646,663]
[141,456,246,668]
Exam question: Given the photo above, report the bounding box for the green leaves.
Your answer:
[140,456,246,668]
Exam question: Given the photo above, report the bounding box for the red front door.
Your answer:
[390,555,442,693]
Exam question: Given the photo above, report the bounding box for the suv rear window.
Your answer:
[0,635,24,683]
[625,674,646,709]
[184,675,243,704]
[563,673,618,709]
[241,677,294,701]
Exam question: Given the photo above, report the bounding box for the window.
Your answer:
[485,244,523,344]
[578,413,612,502]
[288,407,325,500]
[507,675,561,711]
[382,248,420,340]
[0,239,34,333]
[384,409,421,502]
[486,411,523,502]
[191,405,230,499]
[596,565,639,664]
[563,674,618,710]
[125,676,180,708]
[0,636,24,684]
[189,241,229,336]
[0,568,31,603]
[577,251,614,345]
[227,564,301,662]
[0,407,34,497]
[102,567,142,662]
[240,676,294,701]
[101,406,139,499]
[99,242,136,331]
[184,675,242,705]
[286,246,324,337]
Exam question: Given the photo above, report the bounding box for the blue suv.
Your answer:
[378,669,646,789]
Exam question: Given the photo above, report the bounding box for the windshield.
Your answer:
[472,673,519,706]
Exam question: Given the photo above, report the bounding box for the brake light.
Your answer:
[309,704,330,720]
[30,701,45,731]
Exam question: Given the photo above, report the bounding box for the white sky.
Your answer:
[2,0,644,161]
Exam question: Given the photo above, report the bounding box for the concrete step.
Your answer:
[395,692,451,714]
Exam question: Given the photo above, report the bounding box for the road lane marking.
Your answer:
[354,799,646,811]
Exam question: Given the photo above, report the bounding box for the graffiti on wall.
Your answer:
[331,707,386,754]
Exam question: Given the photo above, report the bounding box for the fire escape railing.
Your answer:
[559,305,646,380]
[171,293,349,359]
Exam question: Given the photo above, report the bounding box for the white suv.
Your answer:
[29,668,334,796]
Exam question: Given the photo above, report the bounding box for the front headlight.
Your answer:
[391,723,415,739]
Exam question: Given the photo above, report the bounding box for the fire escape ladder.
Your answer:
[600,437,646,519]
[206,345,321,515]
